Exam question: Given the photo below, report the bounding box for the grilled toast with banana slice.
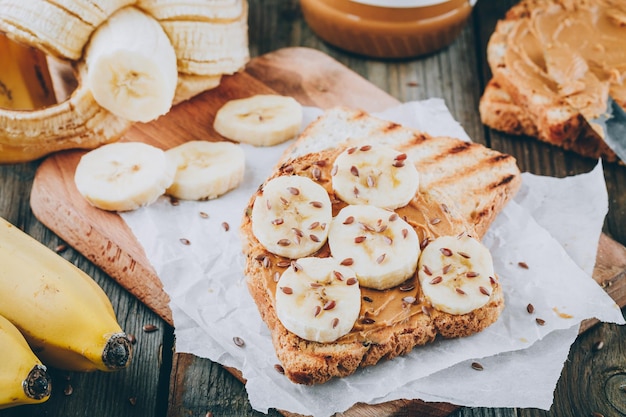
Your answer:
[240,107,521,385]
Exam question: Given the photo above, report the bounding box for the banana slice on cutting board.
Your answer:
[328,204,420,290]
[275,257,361,343]
[213,94,303,146]
[74,141,175,212]
[165,140,245,201]
[84,6,178,123]
[251,175,332,259]
[331,144,419,210]
[417,234,496,315]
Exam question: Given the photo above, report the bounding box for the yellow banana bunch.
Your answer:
[0,217,132,372]
[0,0,249,163]
[0,314,51,409]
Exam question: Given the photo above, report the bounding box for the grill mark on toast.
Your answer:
[422,148,517,190]
[490,174,516,189]
[448,142,472,154]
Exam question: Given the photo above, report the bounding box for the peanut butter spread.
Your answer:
[243,147,502,346]
[502,0,626,119]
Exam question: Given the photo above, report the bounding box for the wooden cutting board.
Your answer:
[30,47,626,417]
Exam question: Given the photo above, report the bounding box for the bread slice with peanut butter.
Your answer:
[479,0,626,163]
[240,107,520,385]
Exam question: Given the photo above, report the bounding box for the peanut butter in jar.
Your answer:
[299,0,476,59]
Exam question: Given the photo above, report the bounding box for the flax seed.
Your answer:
[440,247,453,256]
[471,362,484,371]
[312,166,322,181]
[143,324,158,333]
[430,276,443,285]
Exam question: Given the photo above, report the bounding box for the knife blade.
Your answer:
[591,96,626,163]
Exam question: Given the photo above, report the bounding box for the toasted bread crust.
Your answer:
[241,120,514,384]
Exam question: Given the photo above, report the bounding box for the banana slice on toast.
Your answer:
[251,175,332,259]
[331,144,419,210]
[328,204,420,290]
[275,257,361,343]
[418,234,496,315]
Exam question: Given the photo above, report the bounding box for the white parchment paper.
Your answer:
[120,99,625,416]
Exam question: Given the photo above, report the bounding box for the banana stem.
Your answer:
[102,333,133,370]
[23,365,51,401]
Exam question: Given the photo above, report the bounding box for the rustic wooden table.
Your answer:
[1,1,625,417]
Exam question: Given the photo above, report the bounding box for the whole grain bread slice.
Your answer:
[239,108,521,385]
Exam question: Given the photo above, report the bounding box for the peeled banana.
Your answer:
[0,217,132,372]
[84,6,178,123]
[0,314,51,410]
[0,0,250,164]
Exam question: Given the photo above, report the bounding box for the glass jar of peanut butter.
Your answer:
[300,0,476,59]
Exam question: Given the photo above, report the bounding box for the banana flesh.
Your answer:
[214,95,303,146]
[0,0,250,164]
[0,314,51,410]
[331,144,420,210]
[328,204,421,290]
[166,140,246,201]
[84,6,178,123]
[74,141,176,212]
[251,175,333,259]
[0,217,132,372]
[275,257,362,343]
[417,234,497,315]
